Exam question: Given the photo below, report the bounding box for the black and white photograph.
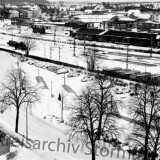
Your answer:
[0,0,160,160]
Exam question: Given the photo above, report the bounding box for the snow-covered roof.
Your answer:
[128,9,150,20]
[145,20,160,24]
[118,17,136,22]
[74,14,115,23]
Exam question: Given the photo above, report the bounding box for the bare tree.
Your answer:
[0,67,40,133]
[20,35,37,56]
[148,117,160,160]
[68,75,119,160]
[53,26,57,46]
[85,47,98,72]
[93,74,117,140]
[127,83,160,160]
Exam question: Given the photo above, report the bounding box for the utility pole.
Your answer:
[50,47,52,59]
[126,37,130,69]
[70,19,72,36]
[64,73,66,86]
[51,81,53,98]
[59,47,61,61]
[53,27,57,46]
[54,31,56,46]
[126,43,129,69]
[73,36,76,56]
[12,28,13,41]
[84,36,86,55]
[150,36,153,57]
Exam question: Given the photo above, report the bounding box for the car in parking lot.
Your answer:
[67,72,80,77]
[57,68,68,74]
[81,76,94,82]
[115,87,130,94]
[47,66,59,73]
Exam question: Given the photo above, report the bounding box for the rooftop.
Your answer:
[76,28,104,35]
[101,30,157,39]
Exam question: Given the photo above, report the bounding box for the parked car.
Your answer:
[81,76,94,82]
[7,40,19,47]
[67,72,80,77]
[115,88,130,94]
[57,68,68,74]
[19,56,28,62]
[47,66,59,73]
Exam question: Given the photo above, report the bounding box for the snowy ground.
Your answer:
[0,26,159,160]
[0,51,132,160]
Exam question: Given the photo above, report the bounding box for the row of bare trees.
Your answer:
[68,73,160,160]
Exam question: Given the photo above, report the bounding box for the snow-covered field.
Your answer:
[0,26,159,160]
[0,50,132,160]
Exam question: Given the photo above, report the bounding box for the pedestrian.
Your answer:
[58,93,61,101]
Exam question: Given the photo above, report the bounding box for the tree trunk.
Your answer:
[144,132,149,160]
[25,50,29,56]
[152,147,157,160]
[15,107,20,133]
[91,143,96,160]
[97,115,102,140]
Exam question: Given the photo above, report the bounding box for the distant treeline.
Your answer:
[3,0,49,4]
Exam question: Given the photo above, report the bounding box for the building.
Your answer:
[69,10,83,16]
[103,15,137,31]
[65,21,88,29]
[137,20,160,32]
[98,30,157,47]
[150,11,160,22]
[9,9,19,18]
[74,14,115,29]
[75,28,104,41]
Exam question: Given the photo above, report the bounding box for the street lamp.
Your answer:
[51,81,53,98]
[125,37,130,69]
[40,41,46,58]
[10,27,14,41]
[126,43,129,69]
[84,35,87,55]
[73,36,76,56]
[150,36,153,58]
[53,26,57,46]
[63,73,66,86]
